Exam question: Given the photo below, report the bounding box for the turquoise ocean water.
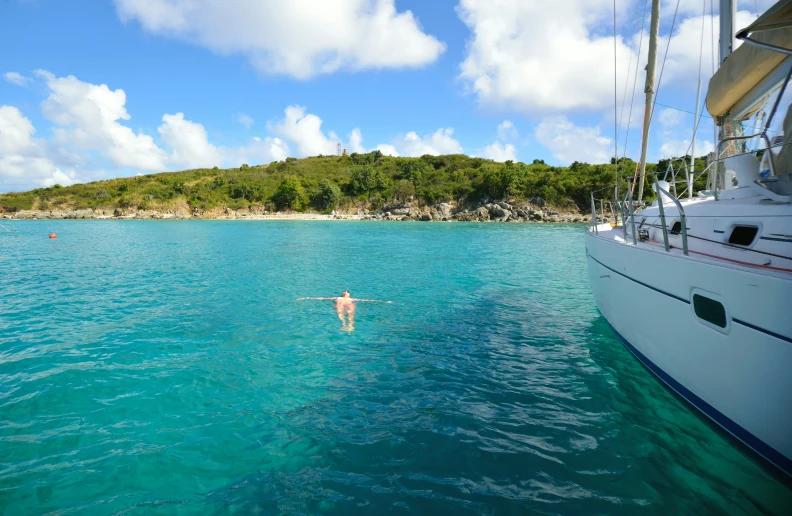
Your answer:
[0,221,789,514]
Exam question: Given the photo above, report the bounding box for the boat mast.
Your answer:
[719,0,735,66]
[711,0,736,191]
[637,0,661,203]
[689,3,706,201]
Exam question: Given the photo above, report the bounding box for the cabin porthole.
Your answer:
[690,289,730,334]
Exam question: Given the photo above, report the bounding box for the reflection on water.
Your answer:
[0,221,788,514]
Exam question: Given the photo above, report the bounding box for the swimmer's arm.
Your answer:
[296,297,337,301]
[351,298,392,303]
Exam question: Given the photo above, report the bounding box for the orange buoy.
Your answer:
[49,233,57,239]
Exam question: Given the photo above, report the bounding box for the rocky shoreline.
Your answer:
[2,200,591,223]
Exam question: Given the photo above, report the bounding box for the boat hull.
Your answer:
[585,229,792,478]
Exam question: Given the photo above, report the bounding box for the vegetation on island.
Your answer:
[0,151,710,214]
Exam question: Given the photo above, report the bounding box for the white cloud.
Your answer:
[160,112,291,167]
[658,107,685,129]
[482,142,517,162]
[158,112,223,169]
[496,120,517,141]
[535,115,612,163]
[659,138,714,158]
[235,113,254,129]
[458,0,635,113]
[115,0,446,79]
[0,105,79,190]
[391,128,463,156]
[636,11,756,90]
[478,120,518,162]
[4,72,28,87]
[270,105,340,157]
[348,128,366,153]
[231,136,290,165]
[36,70,168,171]
[375,144,399,156]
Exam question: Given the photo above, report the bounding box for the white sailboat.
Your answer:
[586,0,792,478]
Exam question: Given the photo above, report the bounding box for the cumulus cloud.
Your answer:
[658,107,685,129]
[458,0,635,113]
[235,113,254,129]
[231,136,290,164]
[375,144,399,156]
[0,105,79,190]
[348,128,366,153]
[659,138,714,159]
[535,116,612,163]
[36,70,168,171]
[496,120,517,141]
[160,112,291,168]
[270,105,341,157]
[482,142,517,162]
[478,120,518,162]
[115,0,446,79]
[391,128,463,156]
[0,71,297,191]
[640,11,756,88]
[159,112,224,169]
[4,72,28,87]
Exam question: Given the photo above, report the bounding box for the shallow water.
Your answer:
[0,221,789,514]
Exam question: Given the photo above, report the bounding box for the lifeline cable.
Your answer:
[0,221,20,240]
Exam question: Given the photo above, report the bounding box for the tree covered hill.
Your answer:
[0,151,699,215]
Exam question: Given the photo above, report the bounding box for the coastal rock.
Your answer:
[489,205,507,218]
[434,203,453,217]
[420,213,431,221]
[474,207,490,221]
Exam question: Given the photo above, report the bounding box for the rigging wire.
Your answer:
[654,102,713,119]
[617,0,650,192]
[647,0,683,129]
[613,0,618,201]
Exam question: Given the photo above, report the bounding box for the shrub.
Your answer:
[272,176,305,210]
[349,167,389,197]
[313,179,341,210]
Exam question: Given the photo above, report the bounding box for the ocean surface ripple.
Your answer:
[0,221,789,514]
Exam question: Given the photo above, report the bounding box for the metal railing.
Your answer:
[654,183,688,255]
[591,176,687,256]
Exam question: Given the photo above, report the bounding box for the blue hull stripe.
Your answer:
[733,318,792,345]
[588,255,792,344]
[760,236,792,243]
[588,252,792,477]
[588,255,689,304]
[604,320,792,478]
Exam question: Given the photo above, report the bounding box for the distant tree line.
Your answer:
[0,151,709,213]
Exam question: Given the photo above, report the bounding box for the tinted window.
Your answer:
[670,221,681,235]
[693,294,727,328]
[728,225,758,246]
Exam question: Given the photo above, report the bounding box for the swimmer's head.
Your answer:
[342,290,350,297]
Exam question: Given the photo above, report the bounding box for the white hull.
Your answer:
[585,228,792,477]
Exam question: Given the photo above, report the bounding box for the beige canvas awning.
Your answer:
[736,0,792,38]
[706,27,792,119]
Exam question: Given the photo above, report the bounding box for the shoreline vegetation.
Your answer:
[1,152,698,223]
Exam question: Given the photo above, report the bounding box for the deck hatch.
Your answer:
[692,294,727,328]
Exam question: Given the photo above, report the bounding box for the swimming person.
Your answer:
[297,291,391,331]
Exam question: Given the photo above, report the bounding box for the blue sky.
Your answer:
[0,0,773,192]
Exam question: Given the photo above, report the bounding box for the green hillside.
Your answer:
[0,151,704,214]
